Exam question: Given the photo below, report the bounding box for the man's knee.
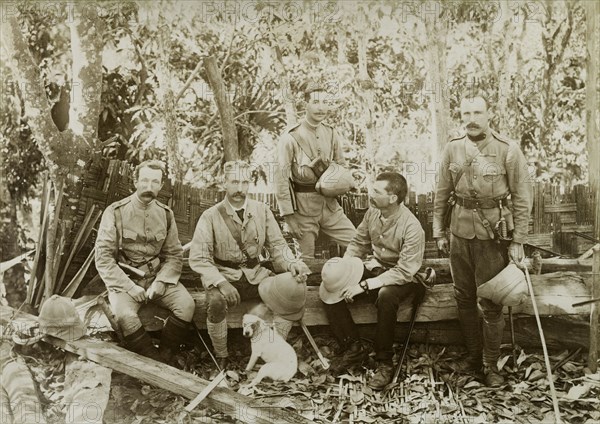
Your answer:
[174,294,195,322]
[375,286,402,309]
[454,285,477,310]
[207,290,227,323]
[114,310,141,335]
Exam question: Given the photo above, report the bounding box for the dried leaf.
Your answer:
[350,391,364,405]
[517,350,528,366]
[497,355,510,371]
[464,380,483,389]
[297,361,315,376]
[565,383,591,400]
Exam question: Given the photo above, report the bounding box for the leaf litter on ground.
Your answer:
[7,327,600,423]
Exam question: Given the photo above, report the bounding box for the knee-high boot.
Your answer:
[455,308,483,372]
[159,315,191,364]
[124,327,162,361]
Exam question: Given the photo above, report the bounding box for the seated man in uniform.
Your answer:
[189,160,311,372]
[95,160,195,363]
[320,172,426,390]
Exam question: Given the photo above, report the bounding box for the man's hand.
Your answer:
[217,281,241,307]
[127,285,147,303]
[284,214,303,239]
[508,242,525,265]
[436,237,449,255]
[289,262,311,284]
[146,280,166,300]
[340,282,365,303]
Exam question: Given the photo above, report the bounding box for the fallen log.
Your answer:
[137,271,591,333]
[0,306,312,424]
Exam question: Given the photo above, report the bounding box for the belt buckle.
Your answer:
[239,259,247,268]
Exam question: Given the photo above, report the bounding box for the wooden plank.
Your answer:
[137,271,591,332]
[0,306,312,424]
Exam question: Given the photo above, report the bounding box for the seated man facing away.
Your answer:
[319,172,425,390]
[95,160,195,363]
[189,160,311,373]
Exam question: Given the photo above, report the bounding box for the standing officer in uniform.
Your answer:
[319,172,426,389]
[433,91,532,386]
[274,84,356,258]
[189,160,311,372]
[95,160,195,363]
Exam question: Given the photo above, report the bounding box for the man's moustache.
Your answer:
[233,193,246,198]
[467,123,480,129]
[141,191,156,198]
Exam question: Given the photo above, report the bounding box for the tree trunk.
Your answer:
[424,15,449,154]
[585,1,600,241]
[204,56,239,162]
[2,6,104,306]
[0,184,26,307]
[271,45,297,125]
[356,26,376,175]
[156,17,183,180]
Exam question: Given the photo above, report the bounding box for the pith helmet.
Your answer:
[477,263,528,307]
[259,273,306,321]
[315,163,355,197]
[319,257,363,304]
[38,295,86,341]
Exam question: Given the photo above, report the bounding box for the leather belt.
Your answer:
[455,196,502,209]
[214,256,260,269]
[292,181,317,193]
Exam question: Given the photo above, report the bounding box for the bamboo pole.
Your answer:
[589,246,600,372]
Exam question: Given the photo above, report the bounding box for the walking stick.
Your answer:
[383,283,427,396]
[508,306,517,367]
[523,264,562,423]
[300,320,330,370]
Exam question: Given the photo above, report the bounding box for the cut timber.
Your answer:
[0,306,312,424]
[137,271,591,333]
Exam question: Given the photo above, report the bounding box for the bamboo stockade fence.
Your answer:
[58,159,596,291]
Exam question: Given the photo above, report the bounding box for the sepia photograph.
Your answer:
[1,1,599,423]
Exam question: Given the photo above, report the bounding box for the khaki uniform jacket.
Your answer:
[432,130,533,243]
[275,121,347,217]
[344,204,425,287]
[95,194,183,293]
[189,199,300,289]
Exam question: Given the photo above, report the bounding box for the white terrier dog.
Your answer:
[242,313,298,388]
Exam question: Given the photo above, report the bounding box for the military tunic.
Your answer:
[189,198,301,288]
[433,130,532,244]
[95,194,193,335]
[344,203,425,288]
[274,121,356,258]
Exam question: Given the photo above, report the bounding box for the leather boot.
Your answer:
[124,327,162,361]
[331,337,369,373]
[484,364,505,387]
[482,311,506,386]
[455,308,483,373]
[159,315,191,365]
[368,361,394,390]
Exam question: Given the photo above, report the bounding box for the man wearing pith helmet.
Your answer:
[274,82,356,259]
[189,160,311,374]
[433,90,532,386]
[319,172,426,390]
[95,160,195,364]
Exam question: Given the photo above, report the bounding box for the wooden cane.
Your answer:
[300,320,330,370]
[524,265,562,423]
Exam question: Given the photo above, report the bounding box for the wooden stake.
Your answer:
[589,246,600,372]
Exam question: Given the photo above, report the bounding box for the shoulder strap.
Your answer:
[288,130,316,162]
[329,126,335,161]
[155,201,172,232]
[217,203,249,259]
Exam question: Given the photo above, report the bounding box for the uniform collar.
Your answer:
[132,193,155,209]
[375,203,406,223]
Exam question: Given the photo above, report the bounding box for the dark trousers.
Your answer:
[323,267,420,362]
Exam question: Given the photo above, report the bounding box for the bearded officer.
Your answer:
[274,84,356,259]
[433,91,532,386]
[95,160,195,363]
